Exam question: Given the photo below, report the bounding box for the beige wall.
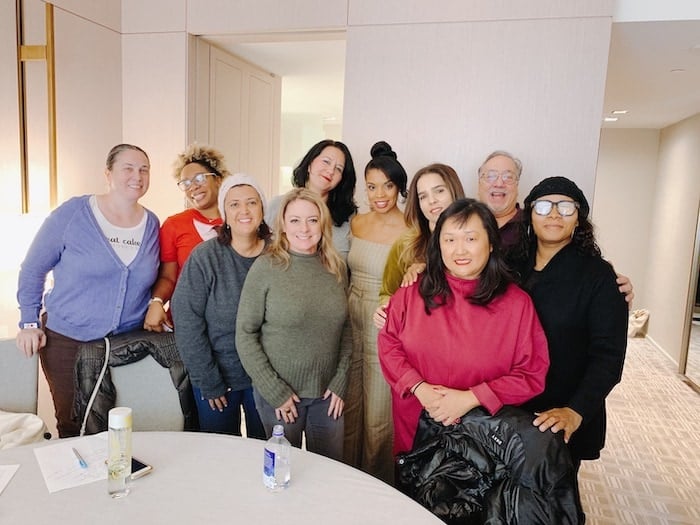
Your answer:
[343,13,612,202]
[594,128,660,309]
[644,113,700,364]
[595,117,700,366]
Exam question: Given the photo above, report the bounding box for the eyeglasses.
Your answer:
[177,172,216,191]
[479,170,519,185]
[531,199,579,217]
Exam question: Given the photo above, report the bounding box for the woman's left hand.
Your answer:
[533,407,583,443]
[429,387,479,426]
[323,389,344,419]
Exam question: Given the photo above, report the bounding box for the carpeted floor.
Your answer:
[578,337,700,524]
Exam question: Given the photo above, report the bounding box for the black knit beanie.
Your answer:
[524,176,589,218]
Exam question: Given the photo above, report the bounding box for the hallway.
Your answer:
[579,337,700,524]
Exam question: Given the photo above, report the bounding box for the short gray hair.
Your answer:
[478,150,522,178]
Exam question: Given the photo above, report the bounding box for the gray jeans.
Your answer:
[254,390,344,462]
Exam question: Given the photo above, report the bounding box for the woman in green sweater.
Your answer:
[236,188,352,461]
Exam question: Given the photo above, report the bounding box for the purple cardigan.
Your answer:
[17,196,160,341]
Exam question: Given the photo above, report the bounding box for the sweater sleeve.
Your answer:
[17,198,79,326]
[235,260,294,408]
[377,287,424,399]
[568,263,627,421]
[326,314,353,399]
[379,237,407,306]
[171,247,225,399]
[470,291,550,415]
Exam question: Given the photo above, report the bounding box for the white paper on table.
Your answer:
[0,464,20,495]
[33,433,108,493]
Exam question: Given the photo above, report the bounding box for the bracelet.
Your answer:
[148,297,164,306]
[410,380,425,395]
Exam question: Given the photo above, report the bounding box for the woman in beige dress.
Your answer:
[344,141,408,483]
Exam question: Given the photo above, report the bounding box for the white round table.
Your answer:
[0,432,442,524]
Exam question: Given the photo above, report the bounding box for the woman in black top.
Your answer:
[516,176,627,478]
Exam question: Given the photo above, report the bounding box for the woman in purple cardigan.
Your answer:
[15,144,160,437]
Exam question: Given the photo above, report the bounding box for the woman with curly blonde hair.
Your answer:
[144,143,231,332]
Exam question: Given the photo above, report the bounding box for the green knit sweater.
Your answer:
[236,251,352,408]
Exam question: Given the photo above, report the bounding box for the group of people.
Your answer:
[15,139,629,520]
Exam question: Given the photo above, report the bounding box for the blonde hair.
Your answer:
[172,143,231,180]
[269,188,346,283]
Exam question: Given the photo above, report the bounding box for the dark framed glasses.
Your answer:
[532,199,579,217]
[177,172,216,191]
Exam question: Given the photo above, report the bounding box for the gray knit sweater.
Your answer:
[171,238,259,399]
[236,251,352,408]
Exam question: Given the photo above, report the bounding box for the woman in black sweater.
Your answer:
[515,177,627,500]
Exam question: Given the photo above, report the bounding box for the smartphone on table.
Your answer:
[131,457,153,480]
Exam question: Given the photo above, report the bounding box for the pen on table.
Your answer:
[72,447,88,469]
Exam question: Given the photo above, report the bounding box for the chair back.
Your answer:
[111,354,185,431]
[0,339,39,414]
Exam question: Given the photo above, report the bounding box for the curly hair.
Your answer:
[292,140,357,227]
[420,199,512,313]
[518,208,601,261]
[172,143,231,181]
[518,177,601,261]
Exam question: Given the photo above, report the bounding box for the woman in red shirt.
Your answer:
[144,144,228,331]
[378,198,549,455]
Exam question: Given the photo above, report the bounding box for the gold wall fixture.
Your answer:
[15,0,57,213]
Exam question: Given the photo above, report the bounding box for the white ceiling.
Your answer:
[204,19,700,131]
[604,20,700,129]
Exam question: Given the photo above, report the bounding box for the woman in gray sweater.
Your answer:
[172,174,269,437]
[236,188,352,461]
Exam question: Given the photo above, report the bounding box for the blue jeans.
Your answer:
[254,390,344,461]
[193,386,265,439]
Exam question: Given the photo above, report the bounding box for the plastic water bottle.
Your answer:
[107,407,132,498]
[263,424,291,491]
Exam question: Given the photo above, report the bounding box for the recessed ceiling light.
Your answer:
[604,117,618,122]
[671,68,686,73]
[611,110,628,115]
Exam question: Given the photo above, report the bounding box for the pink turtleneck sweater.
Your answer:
[378,274,549,455]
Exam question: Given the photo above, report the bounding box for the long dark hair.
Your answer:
[292,140,357,227]
[420,199,512,313]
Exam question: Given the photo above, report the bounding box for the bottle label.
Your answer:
[263,447,275,477]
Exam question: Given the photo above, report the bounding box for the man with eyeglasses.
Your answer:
[477,150,526,256]
[476,150,634,302]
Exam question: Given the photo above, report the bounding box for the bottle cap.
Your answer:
[108,407,133,429]
[272,424,284,437]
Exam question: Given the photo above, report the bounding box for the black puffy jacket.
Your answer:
[397,406,583,524]
[73,330,197,434]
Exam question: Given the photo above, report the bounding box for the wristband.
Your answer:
[148,297,164,306]
[410,380,425,395]
[22,322,39,329]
